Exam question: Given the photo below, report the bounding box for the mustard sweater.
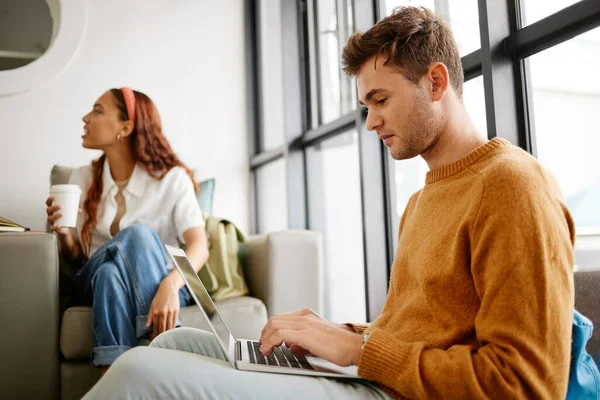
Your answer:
[352,138,575,399]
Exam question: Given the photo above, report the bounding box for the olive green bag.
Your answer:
[185,216,249,313]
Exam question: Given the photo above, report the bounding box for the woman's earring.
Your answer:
[117,134,122,142]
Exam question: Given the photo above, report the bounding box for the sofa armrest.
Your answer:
[0,232,60,400]
[240,230,323,317]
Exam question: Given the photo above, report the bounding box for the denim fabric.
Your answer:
[73,224,191,366]
[566,310,600,400]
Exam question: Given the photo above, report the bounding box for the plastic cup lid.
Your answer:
[50,184,81,193]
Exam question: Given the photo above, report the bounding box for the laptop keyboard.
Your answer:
[247,341,314,370]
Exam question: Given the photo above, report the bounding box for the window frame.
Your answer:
[246,0,600,321]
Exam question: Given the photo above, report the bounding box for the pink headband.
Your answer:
[119,87,136,124]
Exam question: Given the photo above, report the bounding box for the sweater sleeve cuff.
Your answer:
[344,323,370,334]
[357,328,417,396]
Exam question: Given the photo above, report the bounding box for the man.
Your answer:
[83,6,575,399]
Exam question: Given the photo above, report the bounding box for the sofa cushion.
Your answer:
[181,295,268,340]
[51,165,74,186]
[60,362,101,400]
[60,306,94,360]
[60,296,268,360]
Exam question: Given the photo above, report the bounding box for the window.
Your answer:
[527,28,600,270]
[0,0,53,70]
[522,0,580,26]
[258,0,285,150]
[307,130,366,322]
[256,158,288,233]
[385,0,434,15]
[447,0,480,55]
[388,155,428,252]
[249,0,600,319]
[314,0,357,125]
[384,0,481,56]
[463,76,488,136]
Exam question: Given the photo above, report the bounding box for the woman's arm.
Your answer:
[58,229,84,265]
[147,226,209,336]
[147,169,209,336]
[161,226,209,289]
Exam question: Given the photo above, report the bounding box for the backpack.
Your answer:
[566,309,600,400]
[186,216,249,313]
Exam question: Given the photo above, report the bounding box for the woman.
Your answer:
[45,88,208,374]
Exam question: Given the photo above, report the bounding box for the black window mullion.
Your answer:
[306,0,320,129]
[504,0,600,59]
[282,0,309,230]
[462,49,482,82]
[512,0,537,156]
[375,0,385,20]
[312,0,325,126]
[246,0,260,234]
[353,0,389,322]
[516,57,537,157]
[250,147,286,169]
[244,0,260,159]
[251,0,265,155]
[337,0,354,116]
[250,169,258,235]
[478,0,528,150]
[303,111,357,145]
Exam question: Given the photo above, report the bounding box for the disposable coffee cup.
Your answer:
[50,184,82,228]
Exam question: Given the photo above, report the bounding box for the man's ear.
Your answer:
[427,62,450,102]
[120,120,135,138]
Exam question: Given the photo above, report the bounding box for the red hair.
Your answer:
[80,89,198,260]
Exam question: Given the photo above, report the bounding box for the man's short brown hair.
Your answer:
[342,6,463,97]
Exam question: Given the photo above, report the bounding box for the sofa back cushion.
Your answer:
[51,165,74,186]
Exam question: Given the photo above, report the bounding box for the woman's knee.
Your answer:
[115,224,160,244]
[111,224,167,270]
[92,263,121,287]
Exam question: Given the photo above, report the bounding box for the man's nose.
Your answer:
[365,109,381,131]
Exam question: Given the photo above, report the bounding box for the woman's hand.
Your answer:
[146,279,181,337]
[47,196,84,265]
[144,227,208,339]
[46,196,71,237]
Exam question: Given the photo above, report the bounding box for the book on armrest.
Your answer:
[0,216,28,232]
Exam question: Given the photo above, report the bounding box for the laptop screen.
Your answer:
[172,254,234,354]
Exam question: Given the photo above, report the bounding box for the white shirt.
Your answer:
[69,159,205,266]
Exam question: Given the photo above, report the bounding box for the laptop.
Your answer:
[165,244,361,379]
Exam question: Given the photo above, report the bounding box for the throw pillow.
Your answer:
[197,177,216,215]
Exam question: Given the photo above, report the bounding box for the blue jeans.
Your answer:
[73,224,191,366]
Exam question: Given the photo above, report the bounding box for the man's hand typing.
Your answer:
[258,308,363,367]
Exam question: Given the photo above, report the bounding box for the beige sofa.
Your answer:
[0,167,324,400]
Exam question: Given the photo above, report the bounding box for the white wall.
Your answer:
[0,0,250,233]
